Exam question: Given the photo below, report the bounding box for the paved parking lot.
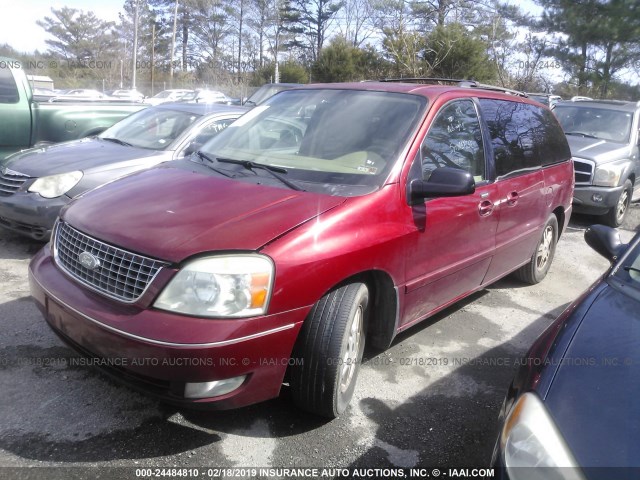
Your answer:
[0,204,638,478]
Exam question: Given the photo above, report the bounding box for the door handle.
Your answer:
[478,199,494,216]
[506,191,519,206]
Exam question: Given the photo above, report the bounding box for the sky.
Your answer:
[2,0,544,54]
[0,0,125,53]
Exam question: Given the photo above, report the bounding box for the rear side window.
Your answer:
[537,108,572,166]
[479,99,570,178]
[0,67,20,104]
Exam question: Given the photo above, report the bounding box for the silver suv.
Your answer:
[554,99,640,226]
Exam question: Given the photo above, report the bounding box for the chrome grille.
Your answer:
[54,222,169,302]
[573,158,594,185]
[0,168,29,196]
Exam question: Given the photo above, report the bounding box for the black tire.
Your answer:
[290,283,369,418]
[603,179,632,228]
[513,214,558,285]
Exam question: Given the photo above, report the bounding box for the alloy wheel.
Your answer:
[536,225,553,271]
[615,189,630,225]
[340,305,363,393]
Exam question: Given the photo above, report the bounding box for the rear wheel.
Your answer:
[290,283,368,418]
[603,179,632,228]
[514,214,558,285]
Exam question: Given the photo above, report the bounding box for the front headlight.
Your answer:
[154,255,274,318]
[593,162,626,187]
[28,171,83,198]
[500,393,585,480]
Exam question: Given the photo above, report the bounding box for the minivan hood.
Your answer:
[566,136,631,164]
[62,164,346,262]
[3,138,161,177]
[543,285,640,468]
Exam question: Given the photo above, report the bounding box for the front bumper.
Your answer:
[29,247,307,409]
[0,191,69,240]
[572,184,624,216]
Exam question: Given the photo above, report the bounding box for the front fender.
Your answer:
[260,184,406,315]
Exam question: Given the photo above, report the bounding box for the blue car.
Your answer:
[0,103,247,240]
[492,224,640,480]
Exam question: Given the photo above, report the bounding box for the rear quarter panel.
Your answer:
[543,159,574,232]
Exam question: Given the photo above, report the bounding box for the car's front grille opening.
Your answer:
[0,216,48,239]
[0,170,29,196]
[51,326,173,394]
[54,221,169,302]
[573,158,594,185]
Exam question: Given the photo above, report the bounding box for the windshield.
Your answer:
[99,107,201,150]
[246,84,300,105]
[199,89,426,195]
[614,235,640,289]
[554,105,633,143]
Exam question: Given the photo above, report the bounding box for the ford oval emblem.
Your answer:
[78,251,101,271]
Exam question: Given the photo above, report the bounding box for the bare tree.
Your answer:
[247,0,271,66]
[338,0,376,47]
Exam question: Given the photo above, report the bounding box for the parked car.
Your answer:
[0,57,147,159]
[29,81,574,417]
[50,88,111,101]
[526,92,562,108]
[0,103,247,240]
[181,89,239,105]
[31,87,57,102]
[492,225,640,479]
[144,89,194,106]
[110,89,145,102]
[243,82,303,106]
[553,99,640,227]
[571,96,594,102]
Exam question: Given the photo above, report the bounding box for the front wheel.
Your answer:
[513,214,558,285]
[603,179,632,228]
[290,283,369,418]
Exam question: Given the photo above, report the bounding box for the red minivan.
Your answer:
[29,82,574,417]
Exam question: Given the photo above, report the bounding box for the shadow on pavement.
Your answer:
[349,302,569,468]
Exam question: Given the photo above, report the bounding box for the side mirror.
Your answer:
[409,167,475,204]
[584,224,626,262]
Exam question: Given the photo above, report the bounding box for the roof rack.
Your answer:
[460,82,527,97]
[373,77,527,97]
[376,77,469,85]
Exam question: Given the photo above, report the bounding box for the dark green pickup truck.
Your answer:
[0,59,146,159]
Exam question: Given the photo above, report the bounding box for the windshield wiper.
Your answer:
[623,266,640,275]
[216,157,305,191]
[565,132,599,139]
[101,137,134,147]
[194,151,234,178]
